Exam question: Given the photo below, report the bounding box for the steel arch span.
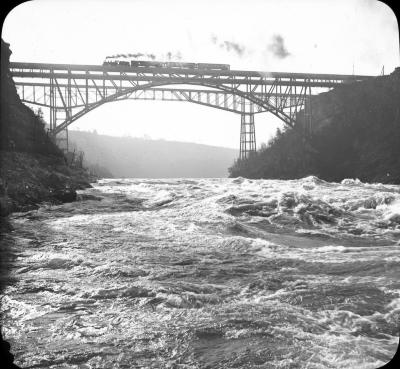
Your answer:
[10,61,374,159]
[49,82,302,134]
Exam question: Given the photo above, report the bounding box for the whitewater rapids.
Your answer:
[1,176,399,368]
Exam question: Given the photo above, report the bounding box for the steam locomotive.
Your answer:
[103,60,230,71]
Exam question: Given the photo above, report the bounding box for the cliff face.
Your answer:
[229,69,400,184]
[0,39,92,216]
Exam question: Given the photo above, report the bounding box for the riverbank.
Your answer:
[0,151,93,216]
[0,39,94,217]
[0,38,95,368]
[229,68,400,183]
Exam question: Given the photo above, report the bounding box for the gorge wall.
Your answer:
[0,39,92,216]
[229,69,400,184]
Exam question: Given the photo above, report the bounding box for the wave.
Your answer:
[4,177,400,369]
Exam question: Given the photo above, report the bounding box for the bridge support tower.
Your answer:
[239,112,256,160]
[49,74,71,153]
[302,86,313,137]
[50,107,70,153]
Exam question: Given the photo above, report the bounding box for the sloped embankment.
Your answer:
[0,151,92,215]
[0,39,92,216]
[229,69,400,183]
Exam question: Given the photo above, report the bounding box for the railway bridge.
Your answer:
[9,62,374,159]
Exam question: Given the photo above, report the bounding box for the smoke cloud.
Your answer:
[211,35,246,57]
[166,51,182,61]
[106,52,181,61]
[106,53,152,59]
[268,34,290,59]
[221,41,245,57]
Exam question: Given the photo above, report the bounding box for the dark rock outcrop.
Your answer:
[0,39,94,216]
[0,330,21,369]
[0,39,97,368]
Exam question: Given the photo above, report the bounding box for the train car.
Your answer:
[103,60,119,67]
[164,61,184,68]
[130,60,164,68]
[164,61,197,69]
[145,61,164,68]
[104,59,231,71]
[196,63,230,71]
[183,62,196,69]
[130,60,144,67]
[130,60,197,69]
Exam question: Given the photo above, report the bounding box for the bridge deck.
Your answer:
[9,60,377,139]
[10,62,375,88]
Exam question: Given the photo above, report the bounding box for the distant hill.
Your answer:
[68,130,237,178]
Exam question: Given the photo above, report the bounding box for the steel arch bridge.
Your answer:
[9,62,374,159]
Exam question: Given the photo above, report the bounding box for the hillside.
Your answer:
[68,130,237,178]
[0,39,92,216]
[229,69,400,184]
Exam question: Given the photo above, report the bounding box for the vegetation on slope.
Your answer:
[229,70,400,184]
[0,39,92,216]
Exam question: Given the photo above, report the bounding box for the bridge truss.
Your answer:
[10,62,373,159]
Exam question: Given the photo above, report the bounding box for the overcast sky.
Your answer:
[2,0,399,148]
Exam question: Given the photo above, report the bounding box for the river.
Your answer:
[1,176,399,368]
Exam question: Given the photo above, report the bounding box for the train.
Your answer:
[102,60,230,71]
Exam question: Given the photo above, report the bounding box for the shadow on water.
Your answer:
[0,217,17,294]
[0,217,22,369]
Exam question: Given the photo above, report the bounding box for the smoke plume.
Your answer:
[165,51,182,61]
[268,35,290,59]
[221,41,245,57]
[211,35,246,57]
[106,51,181,61]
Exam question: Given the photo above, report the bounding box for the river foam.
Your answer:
[1,177,399,368]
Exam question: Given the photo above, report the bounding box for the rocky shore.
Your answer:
[0,38,95,368]
[0,151,93,216]
[0,39,94,217]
